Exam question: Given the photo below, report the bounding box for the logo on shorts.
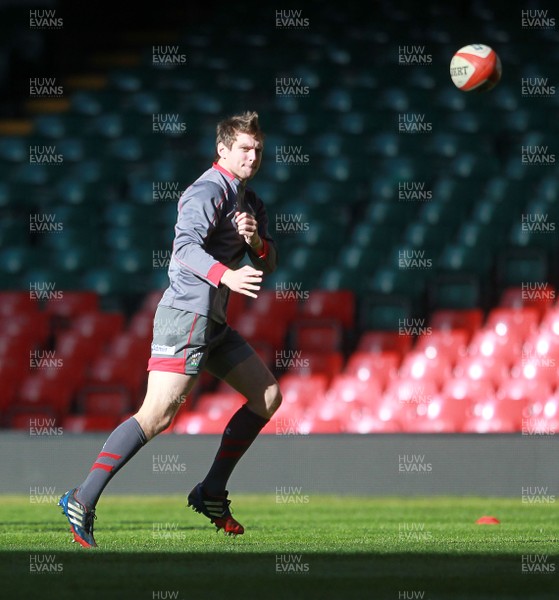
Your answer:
[188,351,203,368]
[151,344,176,356]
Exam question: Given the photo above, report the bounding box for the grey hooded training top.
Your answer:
[159,162,277,323]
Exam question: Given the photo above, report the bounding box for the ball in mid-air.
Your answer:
[450,44,502,92]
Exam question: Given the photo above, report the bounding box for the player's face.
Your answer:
[218,132,263,181]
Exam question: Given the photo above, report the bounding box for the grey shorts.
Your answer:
[147,305,254,378]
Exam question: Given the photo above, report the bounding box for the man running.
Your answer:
[59,111,281,546]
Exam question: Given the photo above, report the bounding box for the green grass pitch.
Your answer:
[1,495,558,600]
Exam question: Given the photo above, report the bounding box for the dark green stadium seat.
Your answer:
[452,153,501,179]
[435,89,467,112]
[22,267,82,292]
[427,273,482,310]
[70,91,116,116]
[81,268,134,296]
[369,176,397,201]
[108,137,143,162]
[0,215,27,246]
[39,115,86,138]
[418,199,468,228]
[337,244,388,273]
[104,204,157,228]
[365,200,418,226]
[495,247,549,287]
[55,179,109,206]
[0,247,33,275]
[402,222,453,253]
[323,88,352,112]
[365,133,400,158]
[471,198,522,228]
[110,247,156,274]
[369,265,429,303]
[10,164,49,185]
[281,113,310,135]
[0,181,9,208]
[0,138,27,162]
[318,266,370,294]
[425,133,459,158]
[438,243,493,276]
[108,69,145,92]
[104,226,156,251]
[352,222,401,250]
[50,246,101,274]
[359,293,413,331]
[88,113,125,139]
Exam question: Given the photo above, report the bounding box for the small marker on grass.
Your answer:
[475,516,500,525]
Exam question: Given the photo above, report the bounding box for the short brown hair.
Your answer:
[215,111,264,158]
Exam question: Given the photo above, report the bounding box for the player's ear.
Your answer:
[217,142,228,158]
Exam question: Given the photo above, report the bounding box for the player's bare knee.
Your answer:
[265,382,282,416]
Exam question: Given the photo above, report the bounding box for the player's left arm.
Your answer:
[235,193,277,274]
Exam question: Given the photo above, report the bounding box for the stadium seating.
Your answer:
[1,2,559,436]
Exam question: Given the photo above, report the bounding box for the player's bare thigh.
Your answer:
[219,353,282,419]
[134,370,197,440]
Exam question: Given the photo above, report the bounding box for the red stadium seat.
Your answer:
[509,358,559,386]
[233,312,286,348]
[356,331,412,360]
[108,332,151,363]
[485,307,540,342]
[63,415,120,433]
[540,307,559,336]
[299,290,355,330]
[522,331,559,367]
[297,416,344,434]
[344,351,399,391]
[285,351,343,383]
[244,289,299,326]
[496,378,553,406]
[398,351,453,387]
[0,291,39,316]
[3,312,50,347]
[442,378,495,402]
[524,392,559,435]
[79,386,131,416]
[127,311,154,342]
[44,291,99,318]
[323,374,382,407]
[277,373,328,410]
[195,392,244,414]
[0,360,20,412]
[289,319,344,353]
[463,398,523,433]
[453,355,510,387]
[56,330,103,363]
[17,370,76,414]
[9,411,59,431]
[87,356,147,400]
[399,394,469,433]
[72,312,125,346]
[467,329,523,366]
[414,329,469,367]
[174,411,231,434]
[140,289,164,315]
[0,331,36,367]
[384,378,439,409]
[429,309,483,341]
[500,286,555,319]
[343,400,402,433]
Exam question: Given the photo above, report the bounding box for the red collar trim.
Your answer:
[212,162,236,181]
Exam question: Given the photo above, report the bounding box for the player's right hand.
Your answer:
[220,265,263,298]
